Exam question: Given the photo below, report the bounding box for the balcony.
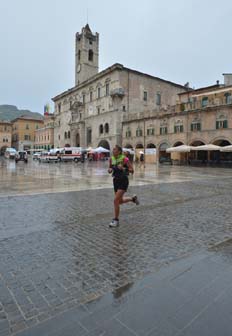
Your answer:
[176,97,232,113]
[110,88,125,98]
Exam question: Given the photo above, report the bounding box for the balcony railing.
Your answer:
[176,97,232,112]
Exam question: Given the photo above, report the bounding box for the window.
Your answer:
[89,39,93,45]
[58,103,61,113]
[98,87,101,99]
[90,91,93,102]
[191,122,201,131]
[88,49,93,62]
[216,120,228,129]
[174,125,184,133]
[79,113,82,120]
[70,101,72,109]
[136,127,143,137]
[36,125,39,129]
[106,83,110,96]
[105,123,109,133]
[26,124,29,130]
[143,91,148,102]
[160,127,167,135]
[58,135,60,140]
[225,93,232,104]
[147,128,155,136]
[202,97,208,107]
[99,124,103,134]
[68,131,71,138]
[122,105,126,112]
[83,94,86,104]
[126,128,131,138]
[78,50,81,61]
[64,132,67,139]
[156,93,161,106]
[24,135,30,140]
[97,107,100,115]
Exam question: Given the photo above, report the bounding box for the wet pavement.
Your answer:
[0,157,232,335]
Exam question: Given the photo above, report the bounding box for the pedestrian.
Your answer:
[108,145,139,227]
[139,151,145,168]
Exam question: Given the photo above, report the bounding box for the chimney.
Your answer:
[216,80,220,85]
[223,73,232,86]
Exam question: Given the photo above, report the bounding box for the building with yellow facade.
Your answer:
[0,121,12,154]
[35,113,55,150]
[12,116,44,151]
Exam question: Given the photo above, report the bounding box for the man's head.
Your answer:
[113,145,122,157]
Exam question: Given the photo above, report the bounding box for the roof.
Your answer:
[12,116,44,123]
[178,84,232,96]
[52,63,188,101]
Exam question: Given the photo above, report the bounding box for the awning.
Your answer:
[191,144,221,151]
[220,145,232,152]
[166,145,192,153]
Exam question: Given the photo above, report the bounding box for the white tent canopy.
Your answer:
[123,148,135,154]
[93,146,110,153]
[166,145,192,153]
[191,144,221,151]
[220,145,232,152]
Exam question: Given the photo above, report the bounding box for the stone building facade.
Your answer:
[52,24,187,150]
[122,74,232,161]
[0,121,12,154]
[35,113,55,150]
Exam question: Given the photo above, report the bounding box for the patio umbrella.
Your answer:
[220,145,232,152]
[191,144,221,151]
[93,146,110,153]
[123,148,135,154]
[166,145,192,153]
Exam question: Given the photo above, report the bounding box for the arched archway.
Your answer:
[173,141,184,147]
[65,144,70,147]
[146,143,156,148]
[190,140,206,161]
[136,143,144,149]
[98,140,110,150]
[212,139,231,163]
[125,144,133,149]
[76,133,80,147]
[212,139,231,147]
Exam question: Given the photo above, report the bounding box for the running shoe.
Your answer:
[109,219,119,227]
[132,195,139,205]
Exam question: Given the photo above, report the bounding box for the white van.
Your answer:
[59,147,82,162]
[4,148,17,159]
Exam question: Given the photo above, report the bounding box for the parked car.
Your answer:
[159,156,173,165]
[4,148,17,159]
[15,151,28,163]
[38,151,49,163]
[33,152,41,160]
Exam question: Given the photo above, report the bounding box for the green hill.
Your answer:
[0,105,43,121]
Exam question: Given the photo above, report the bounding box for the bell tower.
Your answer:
[75,24,99,86]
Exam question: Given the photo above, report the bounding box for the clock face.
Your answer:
[77,64,81,73]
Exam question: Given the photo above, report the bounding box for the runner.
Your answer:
[108,145,139,227]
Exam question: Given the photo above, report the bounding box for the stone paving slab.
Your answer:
[0,176,232,334]
[14,248,232,336]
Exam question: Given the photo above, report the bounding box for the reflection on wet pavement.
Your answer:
[0,157,232,196]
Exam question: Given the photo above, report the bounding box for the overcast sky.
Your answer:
[0,0,231,113]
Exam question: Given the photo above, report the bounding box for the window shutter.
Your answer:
[223,120,228,128]
[216,121,219,129]
[191,124,193,131]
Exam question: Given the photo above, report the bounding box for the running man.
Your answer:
[108,145,139,227]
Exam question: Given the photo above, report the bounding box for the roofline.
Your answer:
[12,117,44,123]
[0,120,12,124]
[52,63,188,101]
[178,84,221,95]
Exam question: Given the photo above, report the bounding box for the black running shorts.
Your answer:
[113,176,129,193]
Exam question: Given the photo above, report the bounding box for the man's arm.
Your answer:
[108,158,112,174]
